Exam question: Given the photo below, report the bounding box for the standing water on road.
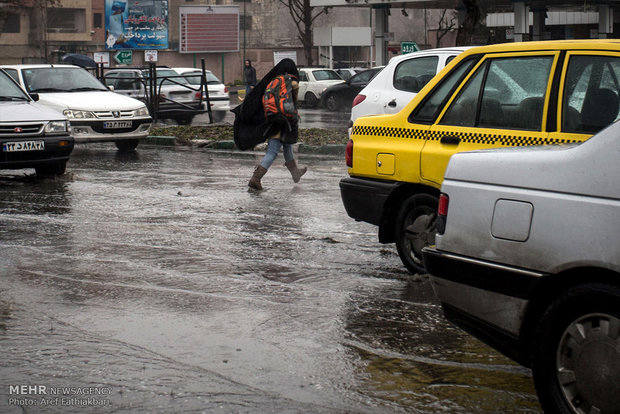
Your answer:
[0,145,541,413]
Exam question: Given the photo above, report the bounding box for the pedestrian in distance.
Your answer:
[231,58,307,191]
[243,60,257,96]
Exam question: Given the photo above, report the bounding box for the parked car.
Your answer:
[340,40,620,274]
[320,67,383,111]
[335,67,363,81]
[104,67,202,125]
[349,46,471,129]
[2,64,151,152]
[423,119,620,414]
[0,69,73,176]
[297,67,344,108]
[172,67,230,122]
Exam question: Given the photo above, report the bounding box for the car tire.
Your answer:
[394,194,438,274]
[35,161,66,177]
[304,92,318,108]
[175,116,194,125]
[325,94,339,111]
[532,283,620,414]
[115,139,139,152]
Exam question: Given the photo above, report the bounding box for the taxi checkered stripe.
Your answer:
[352,126,579,146]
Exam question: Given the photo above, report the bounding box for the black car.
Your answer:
[320,67,383,111]
[0,69,73,176]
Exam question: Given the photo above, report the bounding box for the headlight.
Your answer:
[133,106,150,117]
[45,120,68,133]
[63,109,95,119]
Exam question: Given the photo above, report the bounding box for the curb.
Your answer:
[143,136,346,155]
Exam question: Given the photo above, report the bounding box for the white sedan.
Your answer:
[297,68,344,108]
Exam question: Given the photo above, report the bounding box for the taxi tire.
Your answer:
[532,283,620,414]
[394,193,438,274]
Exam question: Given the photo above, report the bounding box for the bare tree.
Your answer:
[436,9,456,48]
[278,0,330,66]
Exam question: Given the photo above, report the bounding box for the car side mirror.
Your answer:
[29,93,39,102]
[107,85,115,92]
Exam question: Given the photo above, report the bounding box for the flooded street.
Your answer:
[0,144,541,413]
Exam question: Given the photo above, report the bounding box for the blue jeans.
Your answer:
[260,139,294,169]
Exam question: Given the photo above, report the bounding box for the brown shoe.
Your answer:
[248,165,268,190]
[285,160,307,183]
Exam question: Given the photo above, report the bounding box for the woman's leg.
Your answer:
[259,138,283,170]
[282,143,294,163]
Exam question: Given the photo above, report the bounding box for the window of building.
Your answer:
[94,13,102,29]
[1,13,20,33]
[47,8,86,33]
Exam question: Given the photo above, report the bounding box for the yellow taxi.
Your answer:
[340,40,620,273]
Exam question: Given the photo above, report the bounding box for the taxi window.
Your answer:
[394,56,438,93]
[440,56,553,130]
[562,55,620,134]
[299,71,308,82]
[411,58,477,123]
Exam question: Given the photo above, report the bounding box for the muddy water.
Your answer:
[0,145,541,413]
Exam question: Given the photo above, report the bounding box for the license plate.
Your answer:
[3,140,45,152]
[103,121,132,129]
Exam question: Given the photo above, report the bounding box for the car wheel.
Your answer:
[304,92,318,108]
[35,161,66,177]
[115,139,139,152]
[325,94,339,111]
[532,283,620,414]
[394,194,437,274]
[176,116,194,125]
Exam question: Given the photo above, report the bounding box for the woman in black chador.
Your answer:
[232,58,307,190]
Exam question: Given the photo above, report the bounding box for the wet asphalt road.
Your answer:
[0,144,541,413]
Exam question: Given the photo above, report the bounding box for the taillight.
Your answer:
[345,139,353,167]
[195,92,202,99]
[224,86,228,93]
[352,94,366,108]
[437,193,449,234]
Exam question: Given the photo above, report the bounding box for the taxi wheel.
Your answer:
[304,92,318,108]
[115,139,139,152]
[532,283,620,414]
[325,94,339,111]
[394,194,437,274]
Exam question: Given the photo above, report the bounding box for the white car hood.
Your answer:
[37,91,145,111]
[0,101,66,122]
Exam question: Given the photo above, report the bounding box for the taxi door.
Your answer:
[549,50,620,145]
[419,51,561,186]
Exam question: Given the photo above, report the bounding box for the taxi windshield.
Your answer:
[22,67,108,93]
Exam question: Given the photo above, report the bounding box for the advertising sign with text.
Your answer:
[105,0,169,50]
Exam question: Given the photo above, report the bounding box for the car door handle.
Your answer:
[440,135,461,145]
[387,99,397,108]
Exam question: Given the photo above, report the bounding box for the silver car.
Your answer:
[423,122,620,413]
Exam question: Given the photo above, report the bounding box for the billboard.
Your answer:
[179,6,239,53]
[105,0,169,50]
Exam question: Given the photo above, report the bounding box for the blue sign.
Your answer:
[105,0,169,50]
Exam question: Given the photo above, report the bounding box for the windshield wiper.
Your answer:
[29,87,69,93]
[68,87,107,92]
[0,96,29,101]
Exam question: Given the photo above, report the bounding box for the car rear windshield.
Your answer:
[312,70,342,81]
[182,72,221,85]
[22,67,108,93]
